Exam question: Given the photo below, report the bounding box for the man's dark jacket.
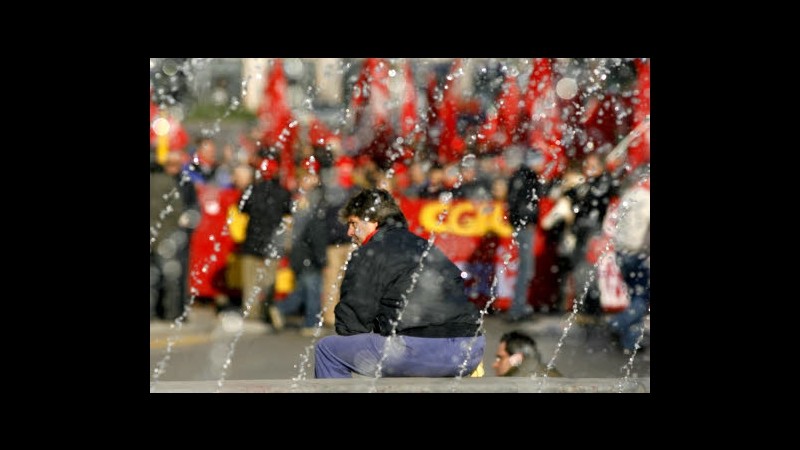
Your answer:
[334,218,481,338]
[240,178,292,258]
[506,165,544,229]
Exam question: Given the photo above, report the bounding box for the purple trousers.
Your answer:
[314,333,485,378]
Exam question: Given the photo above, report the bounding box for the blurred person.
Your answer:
[490,177,508,202]
[314,188,485,378]
[493,331,562,377]
[239,152,293,322]
[607,170,650,354]
[563,153,619,317]
[169,150,201,312]
[184,137,218,185]
[269,158,329,336]
[416,163,446,199]
[571,153,617,260]
[318,151,361,327]
[505,149,548,321]
[452,163,493,200]
[220,164,255,310]
[402,160,429,199]
[320,183,360,328]
[540,168,580,313]
[211,143,242,188]
[150,150,188,321]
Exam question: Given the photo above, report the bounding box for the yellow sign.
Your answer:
[418,201,513,237]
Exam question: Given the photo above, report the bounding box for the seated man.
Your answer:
[314,188,485,378]
[492,331,562,377]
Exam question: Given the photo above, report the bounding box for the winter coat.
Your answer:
[334,220,481,338]
[150,171,185,250]
[507,166,546,228]
[288,188,328,275]
[240,178,292,258]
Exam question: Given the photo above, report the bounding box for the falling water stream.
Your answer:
[536,164,650,393]
[151,66,257,391]
[152,58,650,392]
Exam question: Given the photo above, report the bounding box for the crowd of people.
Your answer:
[150,132,650,370]
[150,58,650,378]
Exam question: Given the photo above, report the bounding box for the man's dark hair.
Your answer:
[339,188,407,227]
[500,331,540,362]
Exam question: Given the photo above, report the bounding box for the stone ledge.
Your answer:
[150,377,650,393]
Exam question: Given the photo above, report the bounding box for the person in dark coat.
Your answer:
[270,160,329,335]
[150,151,187,321]
[239,154,292,322]
[314,188,485,378]
[505,149,548,321]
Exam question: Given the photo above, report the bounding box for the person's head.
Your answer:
[428,164,445,187]
[339,188,406,245]
[164,150,184,176]
[408,161,428,185]
[232,164,254,190]
[493,331,543,376]
[196,137,217,166]
[582,152,604,179]
[525,149,546,174]
[297,164,321,193]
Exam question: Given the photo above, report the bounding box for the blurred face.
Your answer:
[199,140,216,164]
[429,169,444,186]
[299,172,319,192]
[346,215,378,246]
[409,163,426,184]
[493,341,515,376]
[164,153,183,176]
[583,155,603,178]
[232,165,253,190]
[491,178,508,200]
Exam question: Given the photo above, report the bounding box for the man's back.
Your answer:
[336,222,480,338]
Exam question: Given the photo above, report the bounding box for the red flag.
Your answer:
[524,58,562,150]
[627,58,650,170]
[425,72,439,130]
[348,58,396,169]
[309,116,335,147]
[401,61,418,137]
[478,73,521,153]
[436,59,465,165]
[258,59,297,190]
[498,74,521,141]
[350,58,391,129]
[392,61,419,163]
[522,58,566,182]
[368,59,390,129]
[349,58,373,121]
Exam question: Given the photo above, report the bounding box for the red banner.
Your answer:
[398,198,518,310]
